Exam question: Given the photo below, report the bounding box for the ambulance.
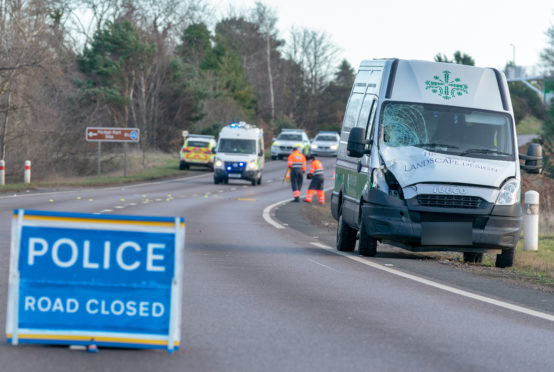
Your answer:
[331,59,542,268]
[213,122,264,186]
[179,134,217,170]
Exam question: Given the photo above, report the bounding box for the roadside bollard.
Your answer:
[0,160,4,185]
[523,190,539,251]
[24,160,31,184]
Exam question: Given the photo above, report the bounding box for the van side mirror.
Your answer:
[347,127,370,158]
[519,143,542,173]
[212,148,217,154]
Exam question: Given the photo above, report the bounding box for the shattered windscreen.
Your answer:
[379,102,515,160]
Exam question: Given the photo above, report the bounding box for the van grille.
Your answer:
[417,194,484,209]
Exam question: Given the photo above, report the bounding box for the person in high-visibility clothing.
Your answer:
[287,145,306,202]
[304,155,325,204]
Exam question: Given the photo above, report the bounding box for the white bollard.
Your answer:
[0,160,4,185]
[24,160,31,184]
[523,190,539,251]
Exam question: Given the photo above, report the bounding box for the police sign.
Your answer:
[6,210,185,352]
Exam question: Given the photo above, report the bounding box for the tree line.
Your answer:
[0,0,354,181]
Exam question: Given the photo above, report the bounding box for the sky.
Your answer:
[209,0,554,72]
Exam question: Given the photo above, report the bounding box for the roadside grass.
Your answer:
[0,151,187,191]
[306,195,554,289]
[516,115,543,135]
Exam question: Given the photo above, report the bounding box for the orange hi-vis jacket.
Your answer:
[288,149,306,172]
[308,159,324,175]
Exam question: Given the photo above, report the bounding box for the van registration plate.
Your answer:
[228,173,242,178]
[421,222,472,246]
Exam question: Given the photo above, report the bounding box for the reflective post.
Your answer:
[24,160,31,184]
[523,190,539,251]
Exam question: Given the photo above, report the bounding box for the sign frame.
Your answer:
[86,127,140,143]
[5,209,185,352]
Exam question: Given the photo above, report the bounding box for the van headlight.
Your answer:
[247,160,257,170]
[214,159,224,168]
[496,179,520,205]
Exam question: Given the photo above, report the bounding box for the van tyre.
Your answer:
[337,214,356,252]
[179,161,186,170]
[495,248,515,268]
[257,176,262,185]
[463,252,483,263]
[251,179,256,186]
[358,219,377,257]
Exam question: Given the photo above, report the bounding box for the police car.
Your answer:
[179,135,217,170]
[270,129,311,160]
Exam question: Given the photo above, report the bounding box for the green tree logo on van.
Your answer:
[425,71,468,100]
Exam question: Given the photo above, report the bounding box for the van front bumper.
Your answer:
[214,169,259,182]
[362,189,521,251]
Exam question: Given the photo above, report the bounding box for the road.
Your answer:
[1,158,553,371]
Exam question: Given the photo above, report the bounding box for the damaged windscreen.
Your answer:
[379,102,515,160]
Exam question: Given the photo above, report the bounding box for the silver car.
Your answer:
[309,131,340,156]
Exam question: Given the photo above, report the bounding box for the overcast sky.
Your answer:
[209,0,554,72]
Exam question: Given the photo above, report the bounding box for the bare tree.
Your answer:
[250,2,277,121]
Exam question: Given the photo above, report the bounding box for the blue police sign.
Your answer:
[6,210,185,352]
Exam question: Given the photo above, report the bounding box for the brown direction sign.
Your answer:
[86,127,140,142]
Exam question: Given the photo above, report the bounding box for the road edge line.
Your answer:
[310,242,554,322]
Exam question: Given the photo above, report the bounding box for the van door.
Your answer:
[350,94,377,224]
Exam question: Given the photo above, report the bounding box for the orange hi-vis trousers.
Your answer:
[305,189,325,204]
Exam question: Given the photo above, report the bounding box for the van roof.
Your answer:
[219,123,263,139]
[357,59,509,112]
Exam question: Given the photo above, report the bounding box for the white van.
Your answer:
[331,59,542,268]
[213,122,264,186]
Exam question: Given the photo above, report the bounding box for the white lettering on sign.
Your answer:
[85,299,164,317]
[24,296,79,313]
[23,296,164,317]
[26,237,166,272]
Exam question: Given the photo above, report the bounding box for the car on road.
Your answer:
[271,129,311,160]
[213,122,264,186]
[179,135,217,170]
[309,131,340,156]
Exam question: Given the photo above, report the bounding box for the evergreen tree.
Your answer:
[77,19,155,127]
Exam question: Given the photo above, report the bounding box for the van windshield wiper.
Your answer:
[459,148,512,157]
[414,143,459,150]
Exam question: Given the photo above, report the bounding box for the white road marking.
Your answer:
[114,206,124,209]
[262,200,289,229]
[307,257,339,272]
[0,173,211,200]
[309,242,554,322]
[129,202,137,206]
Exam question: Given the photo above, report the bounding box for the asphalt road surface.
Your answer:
[0,157,553,371]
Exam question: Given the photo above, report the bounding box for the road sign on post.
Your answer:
[86,127,140,142]
[6,210,185,352]
[85,127,140,177]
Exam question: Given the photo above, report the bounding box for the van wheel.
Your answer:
[214,177,219,184]
[257,176,262,185]
[337,214,356,252]
[495,248,515,268]
[179,161,186,170]
[271,155,277,160]
[463,252,483,263]
[251,179,256,186]
[358,219,377,257]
